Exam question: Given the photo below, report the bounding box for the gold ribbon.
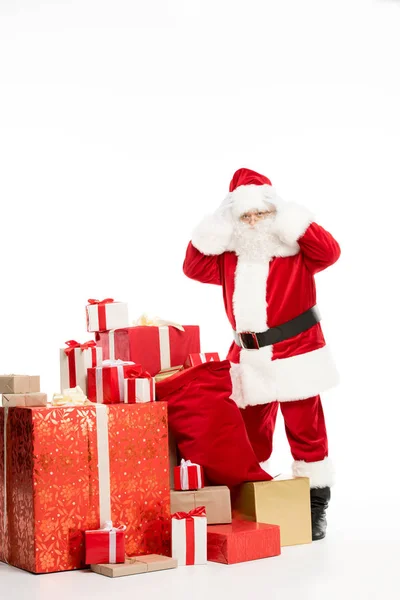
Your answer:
[133,314,185,332]
[52,386,92,406]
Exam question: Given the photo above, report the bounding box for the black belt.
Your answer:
[233,306,321,350]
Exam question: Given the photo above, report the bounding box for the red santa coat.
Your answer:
[183,205,341,408]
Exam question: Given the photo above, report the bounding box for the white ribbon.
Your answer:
[159,326,171,371]
[95,405,112,525]
[109,330,115,362]
[95,367,104,404]
[179,459,203,490]
[95,520,126,564]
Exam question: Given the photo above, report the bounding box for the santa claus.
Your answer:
[183,167,340,540]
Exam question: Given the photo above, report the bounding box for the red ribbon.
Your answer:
[171,506,206,520]
[125,364,152,380]
[124,365,153,403]
[63,340,98,388]
[87,298,115,305]
[64,340,96,354]
[186,518,195,565]
[87,298,114,331]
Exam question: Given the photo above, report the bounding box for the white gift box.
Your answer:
[171,508,207,566]
[86,300,129,333]
[60,341,102,395]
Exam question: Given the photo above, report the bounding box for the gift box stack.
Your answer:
[1,296,313,577]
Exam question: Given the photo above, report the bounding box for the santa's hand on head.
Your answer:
[191,194,236,256]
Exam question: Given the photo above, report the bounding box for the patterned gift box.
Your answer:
[0,402,170,574]
[60,340,102,395]
[184,353,220,368]
[86,299,129,333]
[95,325,200,377]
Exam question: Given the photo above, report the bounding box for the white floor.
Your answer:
[1,487,398,600]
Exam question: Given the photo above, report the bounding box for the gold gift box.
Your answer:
[154,365,184,383]
[232,476,312,547]
[91,554,177,578]
[171,486,232,525]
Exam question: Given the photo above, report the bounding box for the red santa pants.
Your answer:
[240,395,333,488]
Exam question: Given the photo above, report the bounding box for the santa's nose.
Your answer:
[249,215,257,226]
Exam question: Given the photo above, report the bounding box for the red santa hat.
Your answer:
[228,168,278,219]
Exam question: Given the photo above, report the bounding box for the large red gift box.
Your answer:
[0,403,170,574]
[95,325,200,377]
[207,520,281,564]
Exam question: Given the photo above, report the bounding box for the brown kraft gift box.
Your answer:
[232,476,312,546]
[0,375,40,394]
[2,393,47,408]
[171,486,232,525]
[91,554,177,578]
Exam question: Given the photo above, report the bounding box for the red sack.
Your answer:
[156,360,272,488]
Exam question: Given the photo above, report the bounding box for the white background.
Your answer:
[1,1,399,597]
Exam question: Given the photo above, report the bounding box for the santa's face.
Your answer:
[231,209,280,262]
[239,208,276,228]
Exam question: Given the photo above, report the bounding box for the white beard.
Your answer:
[231,216,284,262]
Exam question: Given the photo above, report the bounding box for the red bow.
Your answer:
[87,298,114,305]
[125,364,153,380]
[64,340,96,354]
[171,506,206,520]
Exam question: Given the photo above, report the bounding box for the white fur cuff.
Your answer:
[272,201,314,246]
[191,214,233,256]
[292,457,335,488]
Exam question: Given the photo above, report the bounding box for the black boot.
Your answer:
[310,486,331,541]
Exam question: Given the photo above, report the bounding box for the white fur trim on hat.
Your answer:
[292,457,335,488]
[272,201,314,245]
[231,184,277,219]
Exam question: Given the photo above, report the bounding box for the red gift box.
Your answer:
[184,353,220,368]
[95,325,200,377]
[60,340,102,394]
[174,459,204,491]
[0,403,170,574]
[87,360,140,404]
[207,520,281,564]
[85,522,125,564]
